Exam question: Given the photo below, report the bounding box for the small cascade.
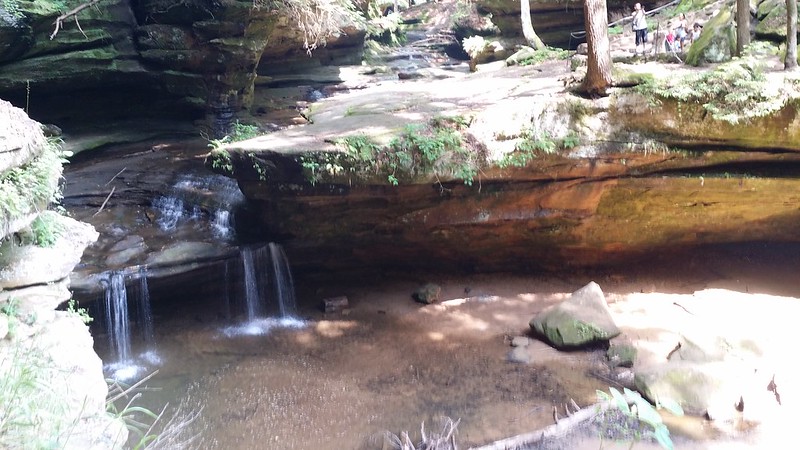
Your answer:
[269,242,297,317]
[134,269,155,347]
[100,269,159,380]
[103,271,131,362]
[222,243,304,336]
[151,174,245,238]
[241,246,267,321]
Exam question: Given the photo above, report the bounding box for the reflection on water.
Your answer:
[220,317,307,337]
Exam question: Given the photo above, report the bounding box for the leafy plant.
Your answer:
[364,0,406,46]
[209,149,234,175]
[66,299,92,324]
[248,152,269,181]
[0,139,66,229]
[596,387,684,450]
[231,121,259,141]
[498,129,571,168]
[517,46,572,66]
[305,116,483,187]
[0,342,68,448]
[26,213,64,247]
[608,25,624,36]
[637,56,798,123]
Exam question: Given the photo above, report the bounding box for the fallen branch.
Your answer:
[93,185,115,216]
[105,167,126,186]
[50,0,103,40]
[469,402,611,450]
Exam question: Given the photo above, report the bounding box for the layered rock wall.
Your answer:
[0,100,125,449]
[0,0,366,125]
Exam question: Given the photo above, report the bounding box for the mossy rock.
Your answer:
[607,341,637,367]
[413,283,441,304]
[754,0,799,41]
[529,281,620,349]
[685,7,735,66]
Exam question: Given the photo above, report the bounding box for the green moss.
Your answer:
[300,116,484,186]
[0,139,65,231]
[685,8,735,66]
[637,56,795,124]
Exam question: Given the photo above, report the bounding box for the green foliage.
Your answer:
[0,342,68,448]
[365,0,406,46]
[1,0,24,20]
[302,116,483,186]
[107,378,161,450]
[209,149,234,175]
[206,121,261,150]
[597,387,684,450]
[231,121,260,141]
[498,130,576,168]
[0,139,66,229]
[608,25,624,36]
[248,152,268,181]
[66,299,92,324]
[24,214,64,247]
[517,46,572,66]
[637,56,798,123]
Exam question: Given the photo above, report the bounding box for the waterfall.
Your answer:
[223,243,303,336]
[151,174,244,238]
[104,271,131,362]
[100,269,159,379]
[269,242,297,317]
[135,269,155,346]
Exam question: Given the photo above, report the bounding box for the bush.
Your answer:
[302,116,485,186]
[637,56,799,123]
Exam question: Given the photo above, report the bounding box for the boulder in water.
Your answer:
[529,281,620,349]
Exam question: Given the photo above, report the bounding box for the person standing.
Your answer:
[632,3,648,55]
[673,13,688,51]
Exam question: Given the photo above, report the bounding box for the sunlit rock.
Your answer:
[529,281,620,349]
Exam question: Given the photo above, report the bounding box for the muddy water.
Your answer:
[114,275,614,449]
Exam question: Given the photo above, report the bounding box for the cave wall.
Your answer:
[0,0,366,126]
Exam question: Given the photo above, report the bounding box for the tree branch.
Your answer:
[50,0,103,40]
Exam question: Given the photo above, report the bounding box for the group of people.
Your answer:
[631,3,703,55]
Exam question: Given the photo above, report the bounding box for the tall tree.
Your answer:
[787,0,798,70]
[581,0,612,95]
[520,0,545,50]
[735,0,750,56]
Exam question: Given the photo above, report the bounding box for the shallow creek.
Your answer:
[63,139,800,449]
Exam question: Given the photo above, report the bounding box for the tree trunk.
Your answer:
[735,0,750,56]
[581,0,612,95]
[520,0,545,50]
[787,0,798,69]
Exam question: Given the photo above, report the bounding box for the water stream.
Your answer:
[100,269,159,381]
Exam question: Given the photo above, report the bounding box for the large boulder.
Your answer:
[529,281,621,349]
[685,6,735,66]
[754,0,800,41]
[0,99,47,174]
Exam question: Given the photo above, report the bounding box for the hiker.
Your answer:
[691,22,703,44]
[673,13,688,51]
[664,28,676,52]
[632,3,648,55]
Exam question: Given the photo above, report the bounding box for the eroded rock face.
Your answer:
[474,0,632,48]
[0,0,365,124]
[0,103,124,449]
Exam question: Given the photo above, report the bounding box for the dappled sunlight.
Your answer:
[314,319,358,338]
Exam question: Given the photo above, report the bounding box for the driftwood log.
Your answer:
[469,402,612,450]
